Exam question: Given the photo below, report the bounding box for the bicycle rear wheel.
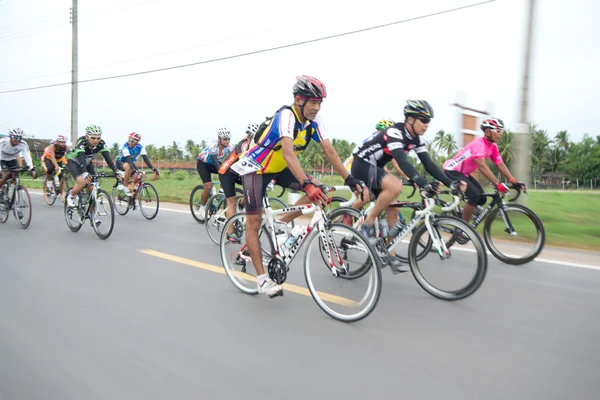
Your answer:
[138,182,159,220]
[190,184,206,223]
[42,176,57,206]
[483,204,545,265]
[206,193,228,244]
[64,188,83,232]
[0,193,8,223]
[91,190,115,240]
[14,187,32,229]
[304,223,382,322]
[112,185,130,216]
[409,215,487,301]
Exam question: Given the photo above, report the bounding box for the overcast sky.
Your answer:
[0,0,598,149]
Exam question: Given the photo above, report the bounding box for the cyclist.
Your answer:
[232,75,363,297]
[41,134,70,198]
[115,132,159,197]
[65,125,120,208]
[218,123,260,235]
[195,128,234,222]
[0,128,37,195]
[443,118,524,222]
[351,100,464,240]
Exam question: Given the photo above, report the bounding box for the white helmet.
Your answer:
[245,123,260,136]
[217,128,231,140]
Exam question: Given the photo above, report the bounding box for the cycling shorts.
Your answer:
[242,168,302,215]
[196,159,218,184]
[67,159,95,180]
[445,170,485,206]
[350,157,387,198]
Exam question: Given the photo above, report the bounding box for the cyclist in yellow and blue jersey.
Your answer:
[232,75,363,297]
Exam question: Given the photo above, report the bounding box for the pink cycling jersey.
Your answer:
[443,137,503,176]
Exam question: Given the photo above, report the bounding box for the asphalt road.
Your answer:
[1,193,599,400]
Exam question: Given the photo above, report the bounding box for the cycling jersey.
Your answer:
[197,141,233,165]
[0,137,34,167]
[218,138,252,175]
[443,136,503,176]
[116,142,146,163]
[232,106,327,175]
[66,136,109,165]
[352,123,426,168]
[342,130,380,172]
[43,141,68,159]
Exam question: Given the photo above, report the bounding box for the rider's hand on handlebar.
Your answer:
[303,181,329,207]
[509,178,526,192]
[30,167,38,179]
[344,174,364,194]
[496,182,510,194]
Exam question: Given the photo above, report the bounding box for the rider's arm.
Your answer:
[19,143,34,169]
[390,158,410,181]
[475,158,501,184]
[495,162,517,183]
[122,155,137,171]
[416,151,453,187]
[209,154,221,170]
[48,145,60,171]
[390,148,429,187]
[319,139,349,179]
[281,137,309,183]
[101,151,118,173]
[141,154,154,170]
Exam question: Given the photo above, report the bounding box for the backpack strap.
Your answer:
[253,105,314,152]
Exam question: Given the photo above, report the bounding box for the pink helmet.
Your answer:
[293,75,327,99]
[128,132,141,141]
[56,134,67,142]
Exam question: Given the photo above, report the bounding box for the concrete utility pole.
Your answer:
[514,0,536,203]
[70,0,79,145]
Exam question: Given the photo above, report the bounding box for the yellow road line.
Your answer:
[139,249,358,307]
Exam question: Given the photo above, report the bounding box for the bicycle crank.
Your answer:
[267,256,287,285]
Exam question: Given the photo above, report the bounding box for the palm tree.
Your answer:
[554,130,570,152]
[109,142,120,160]
[497,130,516,169]
[432,130,458,156]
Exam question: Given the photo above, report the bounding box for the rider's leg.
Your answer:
[123,162,132,187]
[462,175,484,222]
[196,160,214,206]
[273,169,310,225]
[66,160,86,197]
[364,174,402,227]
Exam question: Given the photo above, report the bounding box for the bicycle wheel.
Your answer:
[42,176,57,206]
[91,189,115,240]
[304,223,382,322]
[409,215,487,301]
[220,212,275,295]
[0,193,9,224]
[205,193,227,244]
[138,182,159,220]
[329,195,349,209]
[112,185,130,216]
[483,204,545,265]
[190,184,206,223]
[268,197,294,228]
[14,187,32,229]
[64,188,83,232]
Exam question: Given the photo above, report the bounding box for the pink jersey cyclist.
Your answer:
[442,136,503,176]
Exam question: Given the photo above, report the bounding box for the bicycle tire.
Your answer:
[190,184,206,223]
[138,182,160,220]
[0,193,8,223]
[14,186,32,229]
[64,188,83,232]
[483,204,545,265]
[409,215,487,301]
[205,193,227,244]
[91,189,115,240]
[329,195,349,209]
[42,176,57,206]
[112,186,130,216]
[304,223,383,322]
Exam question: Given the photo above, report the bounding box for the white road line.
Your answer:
[30,191,600,270]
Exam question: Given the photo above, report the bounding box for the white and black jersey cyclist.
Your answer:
[0,128,38,193]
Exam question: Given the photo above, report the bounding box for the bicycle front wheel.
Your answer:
[14,187,32,229]
[304,223,382,322]
[483,204,545,265]
[91,189,115,240]
[409,215,487,301]
[205,193,227,244]
[138,183,159,220]
[64,189,82,232]
[42,176,57,206]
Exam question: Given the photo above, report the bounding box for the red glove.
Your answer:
[303,182,329,205]
[496,182,510,194]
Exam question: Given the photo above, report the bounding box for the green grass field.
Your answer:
[21,174,600,251]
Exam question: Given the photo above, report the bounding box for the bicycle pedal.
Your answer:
[269,290,284,299]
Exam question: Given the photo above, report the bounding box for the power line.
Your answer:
[0,0,496,95]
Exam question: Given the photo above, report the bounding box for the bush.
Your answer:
[170,170,188,181]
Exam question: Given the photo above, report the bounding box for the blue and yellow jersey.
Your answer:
[234,106,328,175]
[116,142,146,163]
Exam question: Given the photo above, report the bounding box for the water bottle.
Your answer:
[53,175,60,187]
[379,218,389,238]
[284,225,303,248]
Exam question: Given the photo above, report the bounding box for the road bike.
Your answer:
[0,167,34,229]
[42,167,74,206]
[112,170,160,220]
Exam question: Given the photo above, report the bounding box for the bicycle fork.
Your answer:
[424,214,451,259]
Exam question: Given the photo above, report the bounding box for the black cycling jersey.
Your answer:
[66,136,109,165]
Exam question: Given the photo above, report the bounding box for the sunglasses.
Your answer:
[10,135,22,140]
[88,136,101,140]
[417,117,431,124]
[129,139,139,143]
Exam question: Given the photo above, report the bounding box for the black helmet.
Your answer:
[292,75,327,99]
[403,100,434,118]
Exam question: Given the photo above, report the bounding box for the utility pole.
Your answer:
[70,0,79,145]
[514,0,536,203]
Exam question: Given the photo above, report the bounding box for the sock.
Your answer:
[257,273,267,285]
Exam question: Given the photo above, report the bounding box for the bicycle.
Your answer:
[438,184,545,265]
[64,173,116,240]
[0,167,34,229]
[220,186,383,322]
[205,182,293,244]
[42,167,74,206]
[190,181,243,224]
[112,170,160,220]
[328,186,488,301]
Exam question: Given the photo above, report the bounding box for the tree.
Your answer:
[432,130,458,157]
[497,130,516,169]
[109,142,120,160]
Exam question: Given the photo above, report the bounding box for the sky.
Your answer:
[0,0,598,150]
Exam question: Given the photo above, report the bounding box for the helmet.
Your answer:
[217,128,231,140]
[128,132,141,141]
[293,75,327,99]
[85,125,102,136]
[480,118,504,131]
[245,123,260,137]
[375,119,395,131]
[8,127,23,139]
[56,134,67,142]
[403,100,434,118]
